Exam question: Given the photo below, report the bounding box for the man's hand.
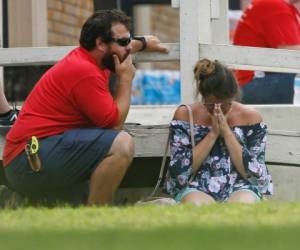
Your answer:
[113,54,136,81]
[131,35,169,53]
[144,35,169,53]
[112,54,136,130]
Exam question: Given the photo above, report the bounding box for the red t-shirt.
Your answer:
[233,0,300,86]
[3,47,119,166]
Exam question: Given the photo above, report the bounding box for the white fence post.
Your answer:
[211,0,229,44]
[180,0,212,104]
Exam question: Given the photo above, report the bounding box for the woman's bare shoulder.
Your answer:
[173,103,205,122]
[231,103,263,125]
[173,105,190,121]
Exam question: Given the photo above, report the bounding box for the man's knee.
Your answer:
[110,131,134,161]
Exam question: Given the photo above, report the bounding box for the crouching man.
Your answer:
[2,10,168,205]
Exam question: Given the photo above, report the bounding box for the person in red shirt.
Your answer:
[3,10,168,206]
[233,0,300,104]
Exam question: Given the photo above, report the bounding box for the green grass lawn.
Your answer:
[1,202,300,250]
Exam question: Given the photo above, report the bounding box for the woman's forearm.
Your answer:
[223,129,247,179]
[192,131,218,173]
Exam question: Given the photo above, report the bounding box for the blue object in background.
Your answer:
[131,70,144,105]
[131,70,180,105]
[143,71,163,104]
[160,71,180,104]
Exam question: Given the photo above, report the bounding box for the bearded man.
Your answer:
[3,10,168,205]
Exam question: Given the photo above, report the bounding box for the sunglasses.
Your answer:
[111,36,132,47]
[203,102,232,114]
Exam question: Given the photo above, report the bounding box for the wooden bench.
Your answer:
[2,105,299,204]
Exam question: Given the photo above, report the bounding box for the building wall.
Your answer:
[47,0,94,46]
[5,0,94,103]
[149,5,179,70]
[151,5,179,43]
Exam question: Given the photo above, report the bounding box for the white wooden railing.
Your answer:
[0,0,299,201]
[1,43,299,73]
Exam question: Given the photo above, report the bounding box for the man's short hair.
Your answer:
[79,9,131,51]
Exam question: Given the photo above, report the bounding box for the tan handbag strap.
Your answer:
[184,104,195,148]
[150,104,196,197]
[150,132,170,197]
[183,105,197,182]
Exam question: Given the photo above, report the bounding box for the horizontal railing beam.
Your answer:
[199,44,300,73]
[132,43,180,62]
[0,43,179,66]
[0,46,75,66]
[0,43,299,73]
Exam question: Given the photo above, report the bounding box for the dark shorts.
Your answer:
[241,72,295,104]
[5,128,119,205]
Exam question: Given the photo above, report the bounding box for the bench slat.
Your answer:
[1,125,300,165]
[127,126,300,165]
[268,164,300,201]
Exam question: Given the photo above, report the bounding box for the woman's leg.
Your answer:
[180,190,215,205]
[227,190,260,204]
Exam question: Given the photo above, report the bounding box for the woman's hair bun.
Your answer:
[194,59,216,81]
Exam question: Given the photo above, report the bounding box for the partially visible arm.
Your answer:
[277,45,300,49]
[71,77,120,128]
[242,123,272,194]
[167,107,194,187]
[191,109,219,173]
[71,55,135,130]
[192,131,218,173]
[130,35,169,53]
[219,106,263,180]
[222,129,247,179]
[112,54,136,130]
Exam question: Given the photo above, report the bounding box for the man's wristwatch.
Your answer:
[133,36,147,51]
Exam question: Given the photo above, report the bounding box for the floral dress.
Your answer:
[164,120,273,201]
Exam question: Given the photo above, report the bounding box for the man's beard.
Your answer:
[102,52,130,72]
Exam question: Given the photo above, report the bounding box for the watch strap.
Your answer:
[133,36,147,51]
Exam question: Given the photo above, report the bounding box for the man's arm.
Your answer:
[112,54,136,130]
[130,35,169,53]
[71,57,134,130]
[113,35,168,129]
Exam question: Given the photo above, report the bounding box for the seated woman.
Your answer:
[164,59,273,205]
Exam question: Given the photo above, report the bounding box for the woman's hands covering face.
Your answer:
[210,104,231,137]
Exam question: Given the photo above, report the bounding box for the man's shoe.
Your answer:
[0,107,19,127]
